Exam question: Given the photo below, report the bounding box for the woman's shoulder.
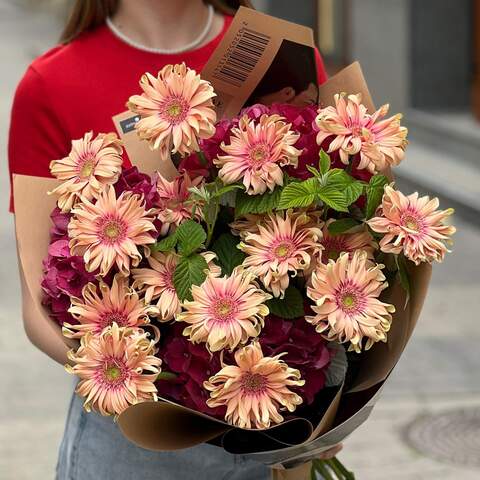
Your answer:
[27,26,109,82]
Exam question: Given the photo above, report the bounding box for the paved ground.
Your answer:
[1,3,479,479]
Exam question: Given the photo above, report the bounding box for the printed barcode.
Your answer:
[213,28,270,87]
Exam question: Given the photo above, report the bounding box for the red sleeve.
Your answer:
[8,66,70,212]
[314,48,328,85]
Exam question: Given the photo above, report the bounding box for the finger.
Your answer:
[317,443,343,460]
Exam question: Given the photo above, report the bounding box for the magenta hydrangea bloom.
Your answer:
[259,314,333,405]
[49,207,70,240]
[156,324,226,417]
[41,209,97,325]
[114,166,160,210]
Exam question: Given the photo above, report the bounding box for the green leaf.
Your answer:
[365,175,389,219]
[325,168,364,206]
[369,174,389,189]
[151,233,178,252]
[211,233,246,275]
[173,253,209,301]
[319,149,331,175]
[306,165,321,177]
[278,178,318,209]
[175,220,207,256]
[325,168,354,187]
[395,254,411,307]
[188,185,211,203]
[317,186,349,212]
[343,181,364,205]
[327,218,361,235]
[212,183,244,198]
[266,286,304,319]
[235,186,283,217]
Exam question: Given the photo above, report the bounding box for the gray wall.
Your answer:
[410,0,472,109]
[350,0,410,112]
[258,0,316,30]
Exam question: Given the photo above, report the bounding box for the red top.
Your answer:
[8,15,327,211]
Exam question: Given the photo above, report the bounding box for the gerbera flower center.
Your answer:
[241,372,267,394]
[401,213,422,232]
[99,217,127,244]
[341,293,357,309]
[335,283,365,315]
[78,156,96,178]
[212,298,237,322]
[99,311,128,330]
[101,359,127,386]
[273,241,294,260]
[249,144,270,165]
[350,125,364,137]
[161,97,189,124]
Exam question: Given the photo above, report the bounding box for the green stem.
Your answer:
[330,457,355,480]
[324,459,344,479]
[156,371,178,381]
[205,195,220,247]
[197,149,208,167]
[345,160,353,175]
[312,460,335,480]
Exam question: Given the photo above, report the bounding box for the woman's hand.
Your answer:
[316,443,343,460]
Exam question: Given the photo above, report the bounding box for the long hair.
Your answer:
[60,0,253,44]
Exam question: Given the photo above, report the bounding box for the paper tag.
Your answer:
[112,111,178,180]
[202,6,316,118]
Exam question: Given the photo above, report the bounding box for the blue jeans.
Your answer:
[56,392,270,480]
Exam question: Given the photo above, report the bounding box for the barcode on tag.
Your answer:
[213,28,270,87]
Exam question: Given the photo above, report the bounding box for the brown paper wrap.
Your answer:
[13,60,431,479]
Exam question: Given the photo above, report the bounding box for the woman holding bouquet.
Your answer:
[8,0,338,479]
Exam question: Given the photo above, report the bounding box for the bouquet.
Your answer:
[29,62,455,479]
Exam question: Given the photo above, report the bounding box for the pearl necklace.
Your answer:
[106,5,214,55]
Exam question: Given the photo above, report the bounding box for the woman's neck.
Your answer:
[112,0,224,51]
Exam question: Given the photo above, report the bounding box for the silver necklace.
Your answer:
[106,5,214,55]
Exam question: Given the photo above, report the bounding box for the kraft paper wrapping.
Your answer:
[13,174,80,358]
[12,62,432,479]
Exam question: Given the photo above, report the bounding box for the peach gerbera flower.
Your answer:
[214,114,302,195]
[367,186,455,264]
[320,219,376,262]
[230,209,323,240]
[315,93,408,173]
[62,275,157,339]
[176,268,271,352]
[204,342,304,429]
[68,186,156,277]
[127,63,216,158]
[132,251,220,322]
[66,324,161,416]
[239,211,323,297]
[156,171,204,235]
[49,131,123,212]
[306,250,395,353]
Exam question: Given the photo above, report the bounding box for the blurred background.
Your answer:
[0,0,478,479]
